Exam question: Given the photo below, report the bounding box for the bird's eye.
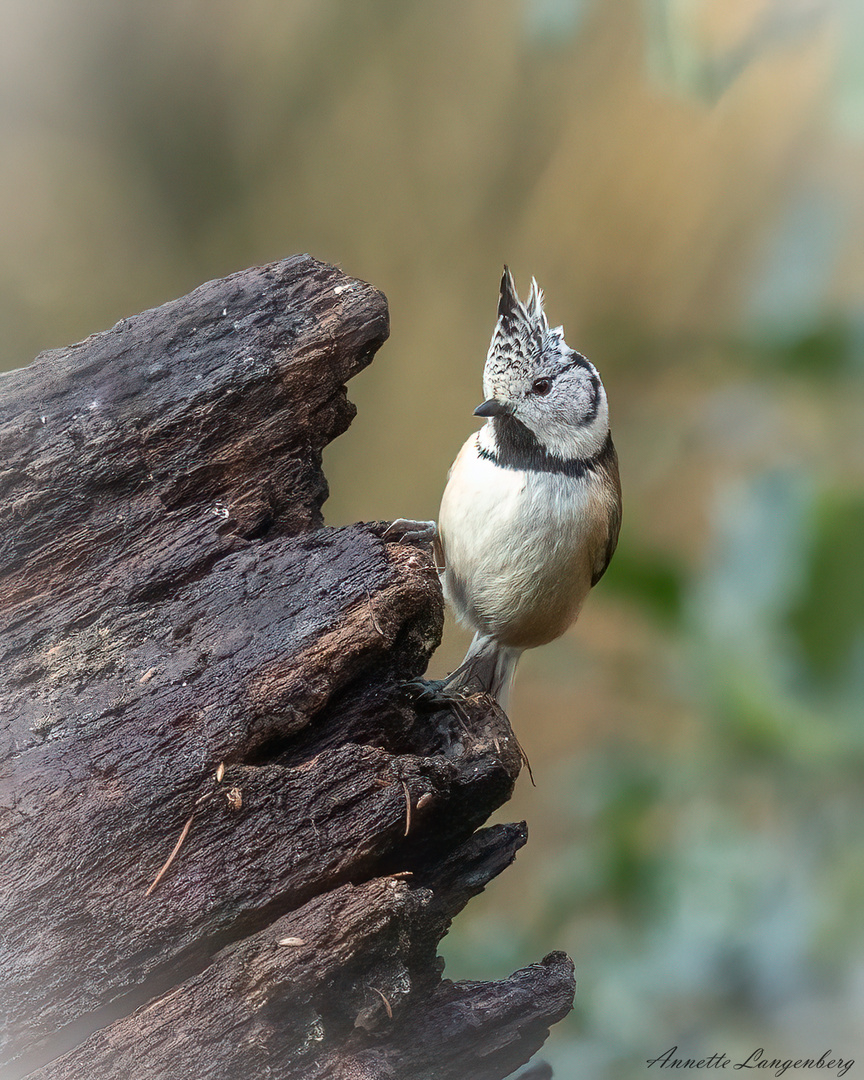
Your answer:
[532,378,552,396]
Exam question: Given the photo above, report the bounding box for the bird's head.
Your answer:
[477,267,609,461]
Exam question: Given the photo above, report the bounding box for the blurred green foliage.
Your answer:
[1,0,862,1076]
[602,545,684,625]
[789,493,864,686]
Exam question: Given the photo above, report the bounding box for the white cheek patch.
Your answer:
[541,391,609,461]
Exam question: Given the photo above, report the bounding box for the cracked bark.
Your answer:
[0,255,575,1079]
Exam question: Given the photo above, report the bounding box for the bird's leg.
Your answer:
[381,518,437,544]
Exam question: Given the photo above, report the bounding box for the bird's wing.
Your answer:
[590,439,622,588]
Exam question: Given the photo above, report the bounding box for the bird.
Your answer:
[390,267,621,712]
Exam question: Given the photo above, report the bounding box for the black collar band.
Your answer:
[478,417,612,479]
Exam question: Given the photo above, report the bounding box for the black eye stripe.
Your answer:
[579,371,601,425]
[558,353,592,375]
[529,354,594,395]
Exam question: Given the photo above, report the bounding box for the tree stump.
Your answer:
[0,255,575,1079]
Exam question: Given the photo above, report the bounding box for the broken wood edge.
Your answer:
[26,825,574,1080]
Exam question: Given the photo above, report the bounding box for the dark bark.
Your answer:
[0,255,575,1079]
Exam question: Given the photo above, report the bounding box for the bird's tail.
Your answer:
[443,632,522,711]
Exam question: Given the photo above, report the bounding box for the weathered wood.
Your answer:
[27,828,573,1080]
[0,255,574,1078]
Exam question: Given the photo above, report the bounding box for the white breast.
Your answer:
[438,432,600,648]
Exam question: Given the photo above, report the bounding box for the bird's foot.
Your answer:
[401,678,475,738]
[381,518,437,544]
[400,677,459,707]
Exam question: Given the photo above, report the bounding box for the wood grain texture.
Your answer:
[0,255,574,1079]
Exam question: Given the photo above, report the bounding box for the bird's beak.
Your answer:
[474,398,514,418]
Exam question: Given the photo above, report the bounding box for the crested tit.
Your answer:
[392,268,621,711]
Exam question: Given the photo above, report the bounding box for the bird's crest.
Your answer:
[487,267,567,382]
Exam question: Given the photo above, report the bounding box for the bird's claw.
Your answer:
[400,677,451,703]
[382,519,437,544]
[401,678,477,740]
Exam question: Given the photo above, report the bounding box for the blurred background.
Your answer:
[2,0,863,1074]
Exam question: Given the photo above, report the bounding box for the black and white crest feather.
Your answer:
[487,266,563,385]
